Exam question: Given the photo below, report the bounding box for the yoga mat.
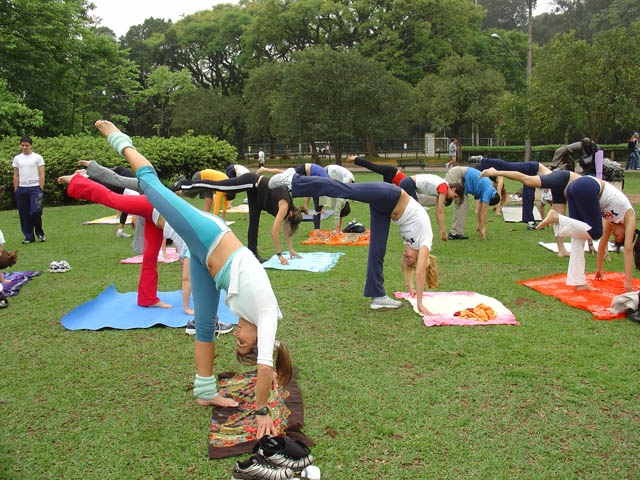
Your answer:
[519,271,640,320]
[262,251,344,272]
[538,240,617,253]
[0,270,42,296]
[302,229,370,246]
[394,291,519,327]
[83,214,133,225]
[502,205,542,223]
[61,285,237,330]
[121,247,180,264]
[301,209,333,221]
[209,367,313,459]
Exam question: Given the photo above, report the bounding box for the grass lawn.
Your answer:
[1,170,639,479]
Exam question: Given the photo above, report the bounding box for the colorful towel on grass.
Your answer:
[394,291,519,327]
[60,285,237,330]
[538,240,617,253]
[302,209,333,221]
[501,205,542,223]
[83,214,133,225]
[302,229,370,246]
[209,368,313,459]
[519,271,640,320]
[120,247,180,264]
[262,251,344,272]
[0,270,42,296]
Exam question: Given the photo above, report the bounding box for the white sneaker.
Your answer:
[469,155,483,162]
[370,295,402,310]
[116,230,132,238]
[268,168,295,190]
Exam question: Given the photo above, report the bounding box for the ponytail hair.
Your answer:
[0,250,18,270]
[285,207,304,236]
[236,340,293,387]
[403,253,438,290]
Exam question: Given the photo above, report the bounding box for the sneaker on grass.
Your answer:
[268,168,295,190]
[370,295,402,310]
[185,320,196,335]
[232,455,294,480]
[253,435,314,473]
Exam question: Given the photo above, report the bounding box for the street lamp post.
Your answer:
[492,32,532,161]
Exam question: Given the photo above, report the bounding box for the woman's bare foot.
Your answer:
[557,250,570,258]
[184,307,194,315]
[480,167,499,178]
[197,395,239,408]
[150,300,172,309]
[77,159,90,167]
[575,284,595,291]
[94,119,120,137]
[537,209,559,230]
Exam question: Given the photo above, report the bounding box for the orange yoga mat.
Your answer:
[301,229,370,246]
[519,272,640,320]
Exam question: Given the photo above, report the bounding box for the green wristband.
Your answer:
[107,132,136,157]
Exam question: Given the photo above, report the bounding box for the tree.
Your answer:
[264,46,413,161]
[144,67,196,137]
[480,0,533,30]
[414,54,505,140]
[0,79,43,136]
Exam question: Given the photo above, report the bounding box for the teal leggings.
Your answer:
[137,165,225,342]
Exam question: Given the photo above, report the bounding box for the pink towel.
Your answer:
[394,291,519,327]
[120,247,180,264]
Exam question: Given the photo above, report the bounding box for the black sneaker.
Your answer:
[253,435,314,473]
[37,235,46,242]
[232,455,294,480]
[0,294,8,308]
[169,175,186,192]
[216,321,234,335]
[527,221,537,230]
[22,239,32,244]
[448,233,469,240]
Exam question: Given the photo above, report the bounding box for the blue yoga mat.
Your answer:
[262,251,344,272]
[61,285,237,331]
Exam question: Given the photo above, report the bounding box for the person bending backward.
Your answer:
[172,172,304,265]
[536,175,637,291]
[480,167,582,257]
[444,166,500,240]
[94,120,292,439]
[398,174,462,242]
[268,169,438,314]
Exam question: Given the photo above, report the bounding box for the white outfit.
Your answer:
[598,180,632,224]
[394,199,433,251]
[552,215,592,286]
[325,165,354,184]
[234,165,250,176]
[12,152,44,186]
[0,229,5,245]
[414,174,448,197]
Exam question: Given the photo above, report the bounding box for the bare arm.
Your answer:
[414,246,433,315]
[476,202,488,240]
[254,363,278,439]
[38,165,45,190]
[272,200,289,264]
[435,194,448,241]
[12,168,19,191]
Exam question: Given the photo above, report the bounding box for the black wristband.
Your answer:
[276,252,282,256]
[255,406,270,416]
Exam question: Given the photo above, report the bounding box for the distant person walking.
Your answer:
[12,136,46,244]
[446,138,459,170]
[258,147,265,168]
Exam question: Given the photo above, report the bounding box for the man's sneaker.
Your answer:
[37,235,46,242]
[370,295,402,310]
[185,320,196,335]
[22,239,32,244]
[268,169,295,190]
[527,221,537,230]
[216,321,234,335]
[0,294,8,308]
[469,155,484,162]
[253,435,314,473]
[232,455,294,480]
[448,233,469,240]
[116,230,132,238]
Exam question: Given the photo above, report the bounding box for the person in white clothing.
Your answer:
[12,136,46,243]
[537,176,636,291]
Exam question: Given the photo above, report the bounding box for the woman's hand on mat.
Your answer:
[290,251,302,260]
[417,303,433,316]
[255,414,278,439]
[197,395,238,408]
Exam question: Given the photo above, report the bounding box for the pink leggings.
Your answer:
[68,175,164,306]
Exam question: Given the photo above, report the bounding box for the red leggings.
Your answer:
[68,175,164,306]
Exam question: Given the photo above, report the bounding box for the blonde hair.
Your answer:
[236,341,293,387]
[404,254,439,290]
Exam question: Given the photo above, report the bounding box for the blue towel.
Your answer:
[262,251,344,272]
[61,285,237,331]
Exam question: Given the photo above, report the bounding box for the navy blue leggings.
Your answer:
[566,177,603,239]
[291,175,401,298]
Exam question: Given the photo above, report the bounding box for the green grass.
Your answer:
[1,171,639,479]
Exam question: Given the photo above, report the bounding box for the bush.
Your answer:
[0,133,237,209]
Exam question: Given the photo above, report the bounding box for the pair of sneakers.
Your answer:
[232,435,314,479]
[49,260,71,273]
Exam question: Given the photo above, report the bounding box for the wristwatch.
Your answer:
[255,406,270,416]
[276,252,282,257]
